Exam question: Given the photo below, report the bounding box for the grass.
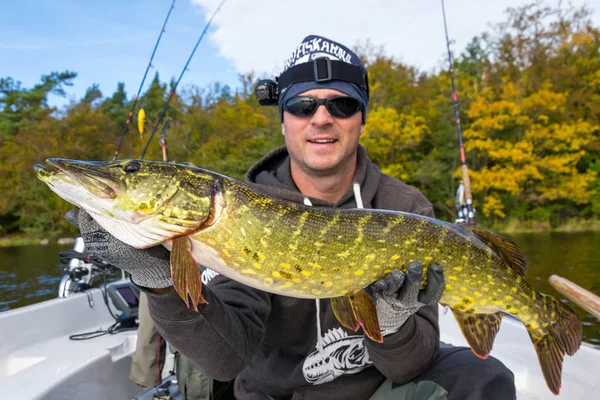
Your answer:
[0,233,76,247]
[486,217,600,234]
[0,234,45,247]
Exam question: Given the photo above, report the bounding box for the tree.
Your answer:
[0,71,76,137]
[81,83,103,107]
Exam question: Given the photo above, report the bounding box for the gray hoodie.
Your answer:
[145,145,440,400]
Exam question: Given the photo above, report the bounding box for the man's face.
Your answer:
[281,88,364,177]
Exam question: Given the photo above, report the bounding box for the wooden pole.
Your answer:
[549,275,600,321]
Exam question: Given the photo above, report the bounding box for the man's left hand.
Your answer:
[369,262,445,336]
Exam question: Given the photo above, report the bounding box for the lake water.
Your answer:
[0,231,599,345]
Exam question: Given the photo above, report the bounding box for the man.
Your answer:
[67,35,515,399]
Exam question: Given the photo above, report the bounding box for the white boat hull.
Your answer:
[0,291,598,399]
[439,306,599,400]
[0,288,154,399]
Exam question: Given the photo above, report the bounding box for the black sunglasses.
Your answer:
[283,96,362,118]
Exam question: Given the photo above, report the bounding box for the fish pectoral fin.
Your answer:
[465,225,529,276]
[451,309,503,358]
[331,290,383,343]
[170,236,207,311]
[331,296,360,332]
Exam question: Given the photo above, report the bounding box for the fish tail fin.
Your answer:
[331,290,382,343]
[528,295,582,395]
[171,236,208,311]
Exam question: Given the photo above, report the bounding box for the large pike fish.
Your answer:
[35,158,582,395]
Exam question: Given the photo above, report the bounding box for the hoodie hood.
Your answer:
[245,145,381,209]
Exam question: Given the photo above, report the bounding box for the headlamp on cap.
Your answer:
[254,57,369,106]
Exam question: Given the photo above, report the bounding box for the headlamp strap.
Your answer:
[278,57,368,98]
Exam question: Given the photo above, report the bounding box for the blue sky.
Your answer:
[3,0,598,109]
[1,0,239,107]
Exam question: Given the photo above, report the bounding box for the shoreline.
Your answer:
[1,218,599,248]
[487,218,600,235]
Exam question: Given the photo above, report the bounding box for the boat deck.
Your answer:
[0,289,143,399]
[0,290,598,399]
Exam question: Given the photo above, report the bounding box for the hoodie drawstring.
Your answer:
[303,196,325,355]
[303,182,364,358]
[353,182,364,209]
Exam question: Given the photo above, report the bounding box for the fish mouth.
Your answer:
[35,158,119,199]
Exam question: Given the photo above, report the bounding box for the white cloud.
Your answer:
[193,0,598,77]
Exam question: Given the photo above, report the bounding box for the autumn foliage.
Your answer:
[0,1,598,237]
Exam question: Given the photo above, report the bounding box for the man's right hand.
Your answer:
[65,209,174,289]
[369,261,444,336]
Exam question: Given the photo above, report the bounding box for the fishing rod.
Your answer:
[441,0,476,225]
[112,0,177,161]
[140,0,227,160]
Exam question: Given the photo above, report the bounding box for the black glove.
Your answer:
[65,209,173,289]
[370,262,445,336]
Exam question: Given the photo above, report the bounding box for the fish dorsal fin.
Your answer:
[452,309,504,358]
[331,290,382,343]
[466,225,529,276]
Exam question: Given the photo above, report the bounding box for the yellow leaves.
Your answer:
[537,152,585,175]
[520,82,565,113]
[465,98,520,137]
[525,120,595,153]
[464,77,600,209]
[362,107,428,149]
[360,107,430,183]
[361,107,428,178]
[500,80,521,100]
[482,193,506,218]
[468,165,542,195]
[464,83,522,140]
[587,70,600,91]
[488,141,534,164]
[381,164,410,182]
[537,170,597,204]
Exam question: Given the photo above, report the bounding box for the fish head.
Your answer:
[35,158,218,248]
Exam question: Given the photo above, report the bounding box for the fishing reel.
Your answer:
[454,181,476,226]
[57,237,121,297]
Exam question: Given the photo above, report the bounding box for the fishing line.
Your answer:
[441,0,476,225]
[112,0,177,161]
[140,0,227,160]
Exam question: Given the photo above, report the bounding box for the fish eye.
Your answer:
[124,161,141,173]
